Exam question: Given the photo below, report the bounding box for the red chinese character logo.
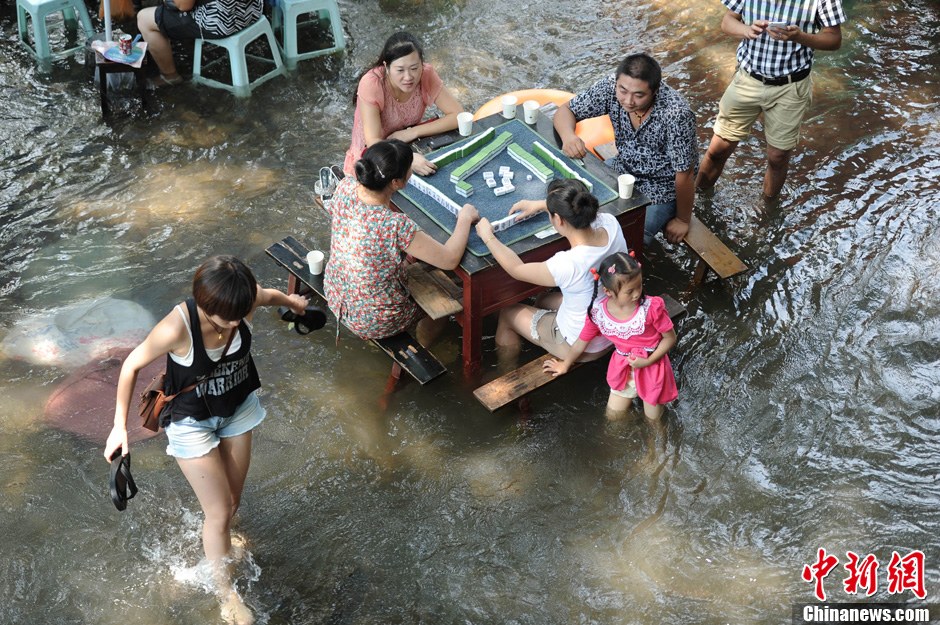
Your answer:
[843,551,879,596]
[886,550,926,599]
[802,548,840,601]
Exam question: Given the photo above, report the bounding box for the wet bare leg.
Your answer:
[763,145,793,198]
[136,7,180,80]
[642,400,664,421]
[416,316,447,347]
[494,304,535,372]
[696,134,739,191]
[605,390,633,421]
[177,435,255,625]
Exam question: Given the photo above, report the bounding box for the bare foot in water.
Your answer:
[220,591,254,625]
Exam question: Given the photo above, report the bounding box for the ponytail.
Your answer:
[585,267,602,322]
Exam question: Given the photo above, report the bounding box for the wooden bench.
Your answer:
[684,215,748,285]
[403,262,463,320]
[265,236,448,385]
[473,293,688,411]
[593,142,748,286]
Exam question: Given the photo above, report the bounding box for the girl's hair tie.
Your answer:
[608,265,616,274]
[628,250,635,258]
[589,267,600,281]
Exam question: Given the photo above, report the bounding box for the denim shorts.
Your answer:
[165,391,266,459]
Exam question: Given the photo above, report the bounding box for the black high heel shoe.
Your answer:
[278,306,328,335]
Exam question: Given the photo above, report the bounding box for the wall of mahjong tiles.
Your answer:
[397,119,617,257]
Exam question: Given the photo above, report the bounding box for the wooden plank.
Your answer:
[266,237,446,384]
[371,331,446,385]
[594,141,618,162]
[472,292,687,411]
[404,263,463,320]
[682,215,748,282]
[474,356,571,412]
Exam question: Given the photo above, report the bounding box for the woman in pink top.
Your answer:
[344,32,464,177]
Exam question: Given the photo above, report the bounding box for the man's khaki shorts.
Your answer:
[713,68,813,151]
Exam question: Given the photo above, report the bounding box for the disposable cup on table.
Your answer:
[307,250,325,275]
[522,100,539,124]
[457,112,473,136]
[501,95,518,119]
[617,174,636,199]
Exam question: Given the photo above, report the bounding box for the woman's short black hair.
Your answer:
[355,139,414,191]
[545,178,599,230]
[192,255,257,321]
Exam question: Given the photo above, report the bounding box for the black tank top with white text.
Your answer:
[163,298,261,424]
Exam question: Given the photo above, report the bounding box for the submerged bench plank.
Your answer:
[266,236,446,384]
[474,356,564,412]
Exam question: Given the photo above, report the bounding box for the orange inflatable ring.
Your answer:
[473,89,615,159]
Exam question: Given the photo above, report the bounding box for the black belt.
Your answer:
[746,65,811,86]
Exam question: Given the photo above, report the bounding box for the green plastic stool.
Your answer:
[16,0,93,62]
[272,0,345,70]
[192,16,285,97]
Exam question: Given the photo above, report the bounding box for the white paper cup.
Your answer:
[457,111,473,137]
[501,95,518,119]
[307,250,325,275]
[522,100,540,124]
[617,174,636,199]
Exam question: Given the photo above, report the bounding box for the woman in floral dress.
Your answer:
[325,140,478,344]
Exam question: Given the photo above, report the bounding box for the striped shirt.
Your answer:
[194,0,263,38]
[723,0,846,78]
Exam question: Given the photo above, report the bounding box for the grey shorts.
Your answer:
[529,309,608,362]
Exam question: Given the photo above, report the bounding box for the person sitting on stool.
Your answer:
[137,0,264,87]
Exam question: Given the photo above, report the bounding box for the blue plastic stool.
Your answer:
[15,0,93,61]
[192,16,285,97]
[271,0,345,70]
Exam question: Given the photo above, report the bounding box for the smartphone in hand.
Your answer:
[767,21,788,29]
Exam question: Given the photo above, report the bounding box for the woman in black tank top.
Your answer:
[103,256,307,625]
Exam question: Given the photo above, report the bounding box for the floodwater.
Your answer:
[1,0,939,623]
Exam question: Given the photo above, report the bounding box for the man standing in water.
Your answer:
[553,53,698,244]
[695,0,846,199]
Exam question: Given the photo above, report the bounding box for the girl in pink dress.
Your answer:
[544,251,678,420]
[344,32,464,177]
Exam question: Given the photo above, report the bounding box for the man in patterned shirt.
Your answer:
[554,53,698,245]
[696,0,846,199]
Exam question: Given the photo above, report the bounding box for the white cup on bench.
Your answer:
[307,250,325,275]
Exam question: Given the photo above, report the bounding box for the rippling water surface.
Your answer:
[1,0,938,623]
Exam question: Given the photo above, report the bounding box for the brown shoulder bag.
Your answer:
[137,328,235,431]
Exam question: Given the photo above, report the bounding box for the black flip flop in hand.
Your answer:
[278,306,327,335]
[109,451,138,511]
